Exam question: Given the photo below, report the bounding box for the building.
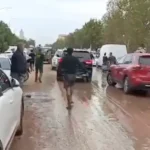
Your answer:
[58,34,67,40]
[19,29,25,40]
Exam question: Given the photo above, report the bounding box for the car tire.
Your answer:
[123,77,131,94]
[83,77,87,82]
[107,72,116,86]
[87,77,92,82]
[16,97,24,136]
[24,72,29,82]
[0,140,3,150]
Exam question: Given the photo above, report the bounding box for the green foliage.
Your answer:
[52,19,103,49]
[52,0,150,52]
[0,20,35,52]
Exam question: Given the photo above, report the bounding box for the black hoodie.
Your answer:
[11,50,27,74]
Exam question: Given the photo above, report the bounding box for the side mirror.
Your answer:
[11,78,20,87]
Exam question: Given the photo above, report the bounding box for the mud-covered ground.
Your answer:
[11,65,150,150]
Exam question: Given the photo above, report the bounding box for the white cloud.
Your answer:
[0,0,108,44]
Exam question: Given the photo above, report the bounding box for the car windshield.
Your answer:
[0,58,10,70]
[73,51,91,61]
[139,56,150,65]
[55,50,63,57]
[63,51,91,60]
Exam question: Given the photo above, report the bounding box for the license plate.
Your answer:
[145,85,150,87]
[76,76,81,78]
[82,74,87,77]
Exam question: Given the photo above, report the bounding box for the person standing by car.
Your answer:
[108,52,116,65]
[29,49,36,71]
[11,43,27,87]
[102,53,108,72]
[35,48,44,83]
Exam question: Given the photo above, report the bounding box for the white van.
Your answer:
[98,44,127,66]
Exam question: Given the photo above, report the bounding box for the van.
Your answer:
[98,44,127,66]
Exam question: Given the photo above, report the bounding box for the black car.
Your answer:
[56,50,93,82]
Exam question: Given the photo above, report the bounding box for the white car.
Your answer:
[0,54,11,77]
[0,69,24,150]
[51,50,63,70]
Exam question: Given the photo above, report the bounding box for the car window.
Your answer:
[123,55,132,64]
[72,51,91,61]
[117,56,126,64]
[139,56,150,65]
[0,58,10,70]
[63,51,91,61]
[0,70,11,92]
[55,51,63,57]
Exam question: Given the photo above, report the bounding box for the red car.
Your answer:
[107,53,150,94]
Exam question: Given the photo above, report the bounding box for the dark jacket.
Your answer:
[61,55,86,74]
[103,56,108,65]
[11,50,27,74]
[108,56,116,65]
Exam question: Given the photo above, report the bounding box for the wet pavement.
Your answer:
[10,65,150,150]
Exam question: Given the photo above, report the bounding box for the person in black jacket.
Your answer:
[61,48,87,109]
[11,43,27,87]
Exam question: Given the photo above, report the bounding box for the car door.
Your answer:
[111,55,126,81]
[0,70,16,148]
[117,54,133,82]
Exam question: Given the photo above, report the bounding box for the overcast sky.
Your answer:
[0,0,108,45]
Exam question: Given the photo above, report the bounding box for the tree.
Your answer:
[0,20,36,52]
[51,19,103,49]
[51,0,150,52]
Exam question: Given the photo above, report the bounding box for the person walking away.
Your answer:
[108,52,116,65]
[61,48,87,109]
[102,53,108,72]
[11,43,27,87]
[35,48,44,83]
[29,49,36,71]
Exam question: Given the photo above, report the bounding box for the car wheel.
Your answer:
[16,97,24,136]
[123,77,131,94]
[86,77,92,82]
[83,77,87,82]
[24,72,29,82]
[107,72,116,86]
[0,141,3,150]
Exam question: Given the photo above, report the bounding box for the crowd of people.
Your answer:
[10,43,44,87]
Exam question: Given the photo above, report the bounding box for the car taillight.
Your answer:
[84,60,92,64]
[132,65,141,70]
[58,58,63,63]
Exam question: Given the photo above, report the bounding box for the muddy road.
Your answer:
[11,65,150,150]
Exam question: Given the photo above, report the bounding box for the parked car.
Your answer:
[0,54,29,83]
[56,50,93,82]
[51,49,63,70]
[107,53,150,94]
[0,69,24,150]
[0,54,11,77]
[98,44,127,67]
[44,49,52,64]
